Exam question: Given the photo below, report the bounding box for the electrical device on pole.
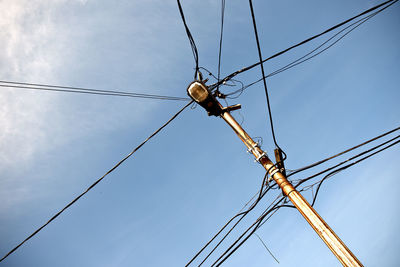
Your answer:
[187,80,363,267]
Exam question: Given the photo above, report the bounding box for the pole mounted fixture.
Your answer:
[188,80,363,266]
[187,80,241,116]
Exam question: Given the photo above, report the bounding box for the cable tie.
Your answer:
[255,152,267,163]
[270,168,280,178]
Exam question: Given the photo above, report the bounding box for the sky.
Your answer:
[0,0,399,266]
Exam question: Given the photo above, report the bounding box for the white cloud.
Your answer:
[0,0,155,212]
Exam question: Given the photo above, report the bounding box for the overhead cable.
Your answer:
[215,0,226,93]
[288,125,400,178]
[177,0,200,79]
[0,80,190,101]
[248,0,286,157]
[211,0,397,88]
[212,134,400,265]
[0,100,193,263]
[187,126,400,265]
[226,3,394,97]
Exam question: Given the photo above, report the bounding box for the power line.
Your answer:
[248,0,286,157]
[288,126,400,178]
[186,168,274,266]
[199,127,399,265]
[215,0,226,93]
[210,0,397,89]
[225,3,393,97]
[177,0,199,80]
[308,138,400,207]
[254,233,280,264]
[0,100,193,263]
[187,1,398,260]
[187,126,400,265]
[212,196,285,266]
[293,133,400,189]
[212,134,400,265]
[187,162,282,266]
[0,80,190,101]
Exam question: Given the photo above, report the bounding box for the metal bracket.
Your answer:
[269,168,280,178]
[247,142,259,154]
[255,152,267,163]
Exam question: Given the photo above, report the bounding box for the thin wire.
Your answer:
[248,0,284,154]
[216,0,226,93]
[211,133,400,265]
[288,126,400,178]
[177,0,199,79]
[232,1,396,95]
[309,139,400,207]
[294,133,400,188]
[0,81,190,101]
[210,0,397,88]
[254,233,280,264]
[0,100,193,263]
[212,195,285,266]
[186,165,277,266]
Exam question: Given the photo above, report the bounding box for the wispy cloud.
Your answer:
[0,0,157,213]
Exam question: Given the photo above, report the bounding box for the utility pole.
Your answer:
[187,81,363,267]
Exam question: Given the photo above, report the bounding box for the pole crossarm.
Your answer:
[220,108,363,267]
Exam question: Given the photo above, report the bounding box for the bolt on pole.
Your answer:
[187,80,362,266]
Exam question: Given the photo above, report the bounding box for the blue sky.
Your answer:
[0,0,399,266]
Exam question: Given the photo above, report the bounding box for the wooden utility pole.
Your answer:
[186,81,363,266]
[220,108,363,267]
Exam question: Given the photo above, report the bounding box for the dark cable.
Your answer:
[211,0,397,88]
[233,0,397,95]
[0,101,193,263]
[294,133,400,188]
[177,0,199,79]
[254,233,280,264]
[305,137,400,207]
[0,80,190,101]
[212,133,400,265]
[248,0,285,156]
[216,0,226,94]
[186,162,278,266]
[212,196,286,266]
[288,126,400,178]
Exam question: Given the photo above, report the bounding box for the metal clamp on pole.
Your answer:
[274,148,286,177]
[186,80,363,267]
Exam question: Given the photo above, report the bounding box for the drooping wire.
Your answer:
[188,126,400,264]
[212,195,286,266]
[209,0,397,89]
[186,161,279,266]
[209,129,400,265]
[177,0,199,79]
[226,0,396,96]
[0,80,190,101]
[0,100,193,263]
[309,138,400,207]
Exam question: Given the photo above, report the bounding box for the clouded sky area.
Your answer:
[0,0,399,266]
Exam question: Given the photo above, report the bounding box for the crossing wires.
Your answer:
[187,125,400,265]
[210,127,400,266]
[210,0,398,89]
